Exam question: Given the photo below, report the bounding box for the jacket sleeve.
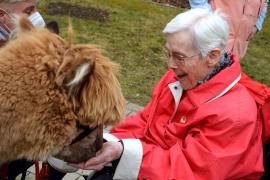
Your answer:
[240,72,270,143]
[105,98,152,140]
[111,111,262,180]
[102,87,155,179]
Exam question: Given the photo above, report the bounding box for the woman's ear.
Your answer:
[206,48,221,67]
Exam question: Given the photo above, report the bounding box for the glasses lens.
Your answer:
[0,8,15,33]
[0,8,9,17]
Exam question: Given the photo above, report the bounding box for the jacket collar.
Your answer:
[168,81,183,117]
[168,55,241,107]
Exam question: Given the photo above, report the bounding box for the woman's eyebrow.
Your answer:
[172,51,187,57]
[164,44,187,57]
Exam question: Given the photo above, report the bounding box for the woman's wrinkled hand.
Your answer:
[69,141,123,171]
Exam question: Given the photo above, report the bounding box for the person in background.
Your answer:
[71,8,264,180]
[0,0,45,47]
[188,0,269,60]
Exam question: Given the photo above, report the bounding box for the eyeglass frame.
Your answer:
[0,8,13,33]
[163,48,201,65]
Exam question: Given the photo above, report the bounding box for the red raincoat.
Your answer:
[107,56,266,179]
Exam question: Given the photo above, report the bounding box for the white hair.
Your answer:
[163,8,229,57]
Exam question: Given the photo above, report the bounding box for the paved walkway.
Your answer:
[16,101,143,180]
[124,100,143,115]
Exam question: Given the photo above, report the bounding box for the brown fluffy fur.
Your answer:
[0,17,125,164]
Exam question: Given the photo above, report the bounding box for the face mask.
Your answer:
[0,11,45,41]
[28,11,46,27]
[0,27,9,40]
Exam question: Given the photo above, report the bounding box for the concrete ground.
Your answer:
[16,101,143,180]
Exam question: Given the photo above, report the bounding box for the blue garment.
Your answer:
[256,0,269,31]
[188,0,269,31]
[188,0,211,10]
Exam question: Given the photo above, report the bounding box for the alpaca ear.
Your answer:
[66,61,94,88]
[56,58,95,97]
[46,21,59,35]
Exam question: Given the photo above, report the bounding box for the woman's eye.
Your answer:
[0,9,8,17]
[0,12,5,17]
[175,55,185,61]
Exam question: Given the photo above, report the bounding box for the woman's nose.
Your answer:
[167,57,178,69]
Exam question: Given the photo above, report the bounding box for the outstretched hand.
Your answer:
[69,141,123,171]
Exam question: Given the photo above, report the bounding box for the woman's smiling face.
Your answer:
[165,31,215,90]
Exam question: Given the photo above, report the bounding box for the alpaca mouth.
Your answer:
[55,123,103,163]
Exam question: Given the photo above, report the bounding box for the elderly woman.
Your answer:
[71,8,264,180]
[0,0,45,47]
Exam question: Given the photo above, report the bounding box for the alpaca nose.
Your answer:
[54,124,103,163]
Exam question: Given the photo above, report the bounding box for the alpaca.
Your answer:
[0,17,125,164]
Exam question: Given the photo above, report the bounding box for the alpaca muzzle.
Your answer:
[54,122,103,163]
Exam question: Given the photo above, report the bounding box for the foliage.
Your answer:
[241,12,270,85]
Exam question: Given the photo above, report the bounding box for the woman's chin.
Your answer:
[179,81,197,90]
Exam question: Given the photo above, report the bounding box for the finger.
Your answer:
[96,150,102,156]
[85,156,105,167]
[68,162,85,169]
[85,149,112,166]
[95,164,105,171]
[84,163,106,171]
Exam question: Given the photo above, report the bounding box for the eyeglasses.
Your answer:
[0,8,9,18]
[163,49,200,65]
[0,8,12,34]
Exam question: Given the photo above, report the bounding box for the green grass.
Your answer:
[37,0,270,106]
[241,10,270,85]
